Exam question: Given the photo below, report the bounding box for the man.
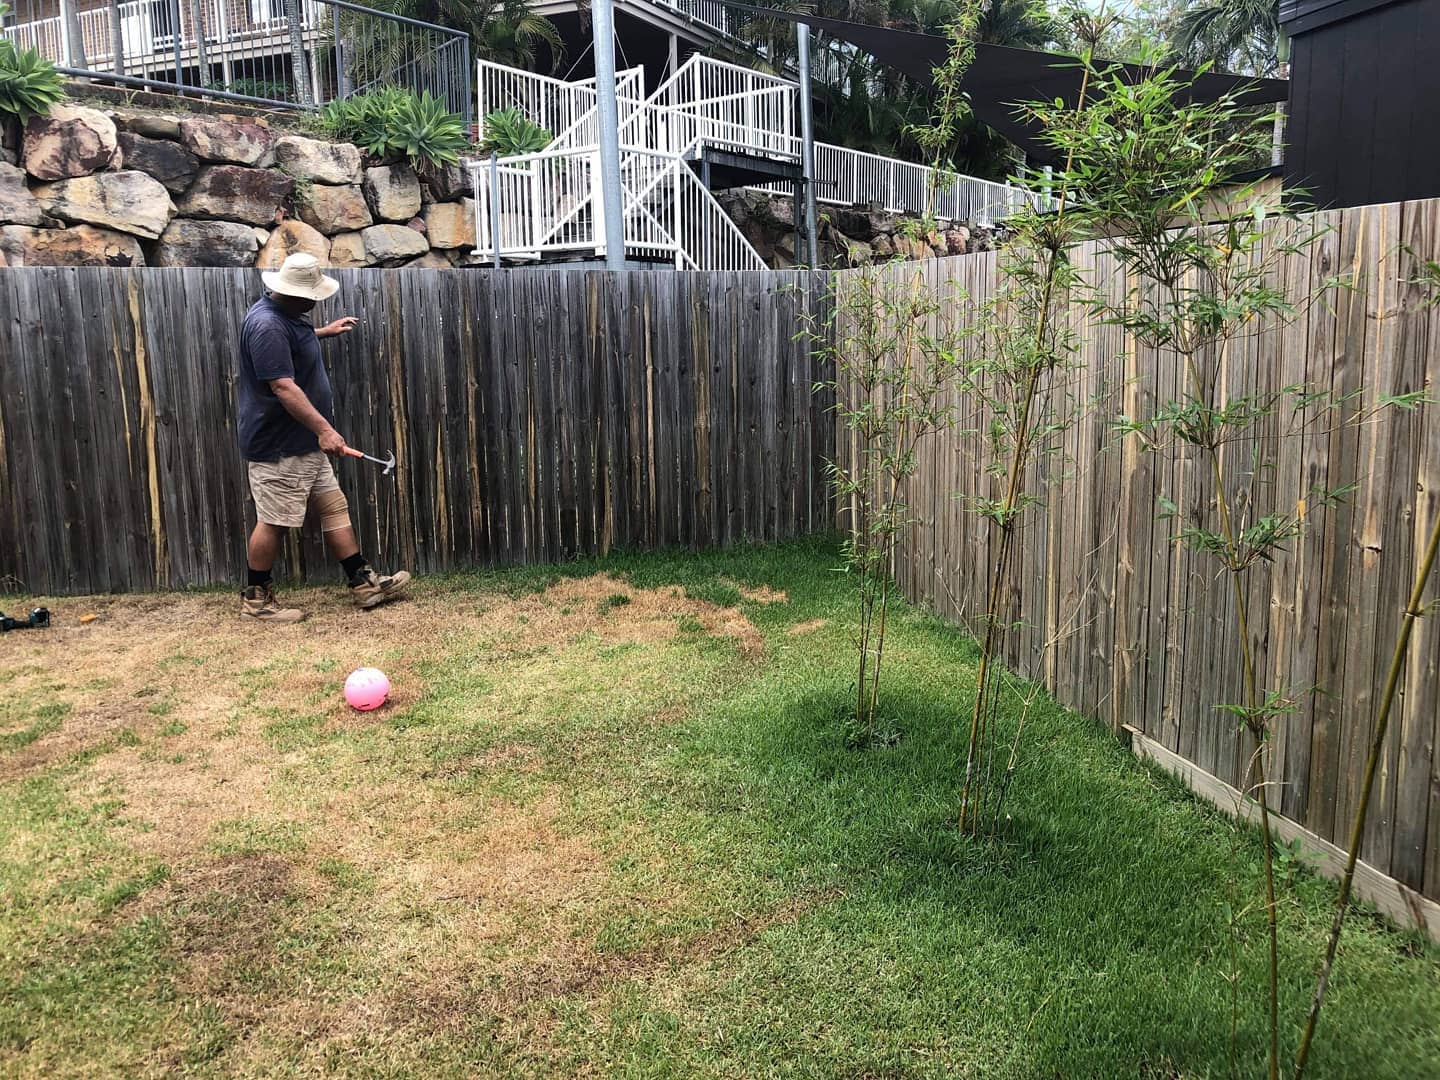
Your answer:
[238,253,411,622]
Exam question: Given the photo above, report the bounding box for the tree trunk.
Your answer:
[60,0,89,70]
[189,0,208,85]
[1271,61,1290,168]
[109,0,124,75]
[284,0,312,105]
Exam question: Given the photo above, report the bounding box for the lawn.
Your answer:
[1,538,1437,1078]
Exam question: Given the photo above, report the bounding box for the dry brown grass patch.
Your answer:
[474,573,766,659]
[787,618,829,636]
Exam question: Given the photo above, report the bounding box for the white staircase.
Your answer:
[469,55,1040,270]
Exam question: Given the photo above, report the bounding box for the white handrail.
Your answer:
[468,51,1038,269]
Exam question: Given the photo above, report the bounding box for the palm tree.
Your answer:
[1172,0,1281,76]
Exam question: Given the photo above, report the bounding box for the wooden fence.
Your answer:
[848,197,1440,912]
[0,267,832,596]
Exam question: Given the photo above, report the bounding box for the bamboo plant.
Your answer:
[1025,63,1352,1079]
[808,268,968,745]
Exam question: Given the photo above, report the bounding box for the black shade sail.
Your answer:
[740,7,1289,163]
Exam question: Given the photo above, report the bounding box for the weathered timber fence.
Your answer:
[0,267,832,595]
[842,197,1440,912]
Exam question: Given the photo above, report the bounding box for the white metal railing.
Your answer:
[469,146,764,270]
[6,0,339,100]
[654,0,734,38]
[475,59,629,147]
[755,142,1040,226]
[467,52,1038,268]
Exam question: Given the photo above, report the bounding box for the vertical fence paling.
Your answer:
[4,0,469,117]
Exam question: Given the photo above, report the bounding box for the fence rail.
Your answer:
[1,0,471,118]
[842,197,1440,909]
[0,267,832,595]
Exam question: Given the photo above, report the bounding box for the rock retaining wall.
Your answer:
[0,104,479,270]
[717,190,1007,269]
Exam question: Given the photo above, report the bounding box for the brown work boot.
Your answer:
[241,585,305,623]
[351,567,412,610]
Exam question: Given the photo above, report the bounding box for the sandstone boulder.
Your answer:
[178,116,275,166]
[117,132,199,195]
[943,227,969,256]
[273,135,363,185]
[421,162,472,202]
[152,219,260,267]
[117,112,183,140]
[34,171,175,238]
[0,224,144,267]
[296,184,372,235]
[405,250,452,269]
[0,161,44,227]
[179,165,293,226]
[22,105,119,181]
[256,219,330,269]
[253,227,271,247]
[871,233,895,259]
[361,223,427,264]
[363,164,421,222]
[842,238,873,266]
[422,198,475,249]
[328,231,372,269]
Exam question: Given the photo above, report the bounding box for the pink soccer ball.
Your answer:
[344,667,390,711]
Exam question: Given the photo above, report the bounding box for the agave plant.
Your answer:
[321,88,466,170]
[478,107,551,156]
[0,37,66,125]
[389,91,467,167]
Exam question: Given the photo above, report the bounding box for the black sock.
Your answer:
[340,552,369,584]
[247,566,272,589]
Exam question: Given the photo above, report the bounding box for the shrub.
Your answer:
[0,5,66,125]
[320,88,466,170]
[478,107,551,156]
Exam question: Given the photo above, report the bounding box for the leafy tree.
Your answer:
[1173,0,1283,76]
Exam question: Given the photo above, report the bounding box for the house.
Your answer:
[4,0,335,103]
[1280,0,1440,208]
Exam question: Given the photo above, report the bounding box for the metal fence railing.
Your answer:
[1,0,471,120]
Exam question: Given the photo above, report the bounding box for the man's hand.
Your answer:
[317,317,359,339]
[318,428,348,456]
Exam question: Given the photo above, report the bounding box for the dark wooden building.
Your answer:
[1281,0,1440,208]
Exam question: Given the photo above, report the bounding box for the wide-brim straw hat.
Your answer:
[262,253,340,302]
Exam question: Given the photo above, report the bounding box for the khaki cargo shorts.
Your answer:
[248,450,343,529]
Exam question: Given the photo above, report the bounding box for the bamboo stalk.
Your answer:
[1292,508,1440,1078]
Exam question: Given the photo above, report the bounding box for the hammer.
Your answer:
[343,446,397,475]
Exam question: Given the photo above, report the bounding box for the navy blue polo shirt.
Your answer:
[237,296,335,463]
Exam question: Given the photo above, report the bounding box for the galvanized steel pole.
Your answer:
[797,21,819,268]
[591,0,627,270]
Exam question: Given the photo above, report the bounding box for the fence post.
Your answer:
[170,0,183,88]
[489,152,502,269]
[461,35,472,128]
[332,3,348,97]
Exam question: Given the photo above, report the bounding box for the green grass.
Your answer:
[0,538,1436,1078]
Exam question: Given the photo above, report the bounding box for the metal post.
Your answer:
[489,152,502,269]
[793,178,802,268]
[332,4,347,96]
[701,156,712,269]
[58,0,75,67]
[667,32,678,78]
[461,37,473,129]
[170,0,183,87]
[591,0,626,270]
[797,21,818,268]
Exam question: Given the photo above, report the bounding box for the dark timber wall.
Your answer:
[0,267,833,596]
[1282,0,1440,209]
